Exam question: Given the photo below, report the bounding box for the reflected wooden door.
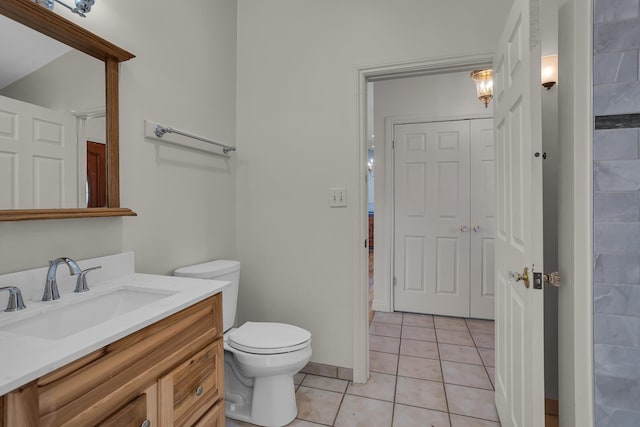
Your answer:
[86,141,106,207]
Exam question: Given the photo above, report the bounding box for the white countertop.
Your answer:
[0,273,229,396]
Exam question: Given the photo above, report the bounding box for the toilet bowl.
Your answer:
[174,260,312,427]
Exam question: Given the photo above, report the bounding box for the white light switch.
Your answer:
[329,188,347,207]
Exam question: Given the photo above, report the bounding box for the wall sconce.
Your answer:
[36,0,95,17]
[541,55,558,89]
[470,69,494,108]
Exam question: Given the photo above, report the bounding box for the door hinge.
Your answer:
[393,277,397,287]
[364,238,368,248]
[392,139,395,150]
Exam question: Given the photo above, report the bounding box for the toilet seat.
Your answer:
[228,322,311,355]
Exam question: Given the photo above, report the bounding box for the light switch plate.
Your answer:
[329,188,347,207]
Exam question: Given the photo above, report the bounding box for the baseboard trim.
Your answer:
[301,362,353,382]
[372,300,391,312]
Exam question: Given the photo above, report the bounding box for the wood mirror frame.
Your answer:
[0,0,136,221]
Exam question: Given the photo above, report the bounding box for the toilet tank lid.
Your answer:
[174,260,240,278]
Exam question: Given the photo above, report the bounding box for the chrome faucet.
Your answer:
[0,286,26,312]
[43,257,82,301]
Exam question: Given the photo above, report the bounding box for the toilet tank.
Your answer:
[173,260,240,332]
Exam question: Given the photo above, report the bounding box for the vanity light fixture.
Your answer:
[37,0,95,17]
[541,54,558,89]
[470,69,494,108]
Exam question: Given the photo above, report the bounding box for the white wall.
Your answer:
[541,0,560,401]
[542,84,560,400]
[0,50,104,111]
[0,0,237,276]
[371,71,490,312]
[235,0,511,368]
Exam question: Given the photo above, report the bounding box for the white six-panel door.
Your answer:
[393,120,471,317]
[493,0,545,424]
[0,95,78,209]
[393,119,496,319]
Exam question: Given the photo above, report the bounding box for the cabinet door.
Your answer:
[96,394,148,427]
[194,401,225,427]
[158,340,224,427]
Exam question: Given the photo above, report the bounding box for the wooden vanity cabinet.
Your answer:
[96,393,149,427]
[0,294,225,427]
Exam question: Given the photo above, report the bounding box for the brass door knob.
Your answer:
[511,267,530,288]
[544,272,561,287]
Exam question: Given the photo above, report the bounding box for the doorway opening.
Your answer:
[363,65,497,416]
[354,54,494,385]
[366,68,494,320]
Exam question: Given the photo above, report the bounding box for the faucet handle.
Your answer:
[0,286,26,312]
[74,266,101,293]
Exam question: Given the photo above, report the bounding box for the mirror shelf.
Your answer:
[0,0,136,221]
[0,208,136,222]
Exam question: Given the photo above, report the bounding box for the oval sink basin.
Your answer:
[0,287,176,340]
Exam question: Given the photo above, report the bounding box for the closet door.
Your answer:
[470,118,496,319]
[393,121,471,316]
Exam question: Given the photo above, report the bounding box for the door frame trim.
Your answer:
[557,0,594,424]
[354,53,493,383]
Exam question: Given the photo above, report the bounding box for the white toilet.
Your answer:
[174,260,312,427]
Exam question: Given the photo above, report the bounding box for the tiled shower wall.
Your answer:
[593,0,640,425]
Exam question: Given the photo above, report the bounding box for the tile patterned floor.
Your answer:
[227,312,499,427]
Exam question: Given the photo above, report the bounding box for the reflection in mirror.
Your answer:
[82,114,106,207]
[0,14,105,209]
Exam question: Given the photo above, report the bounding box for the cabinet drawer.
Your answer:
[194,401,225,427]
[159,339,224,427]
[97,394,148,427]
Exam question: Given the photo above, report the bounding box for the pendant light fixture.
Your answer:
[470,69,494,108]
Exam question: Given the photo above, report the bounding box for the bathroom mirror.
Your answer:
[0,0,136,221]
